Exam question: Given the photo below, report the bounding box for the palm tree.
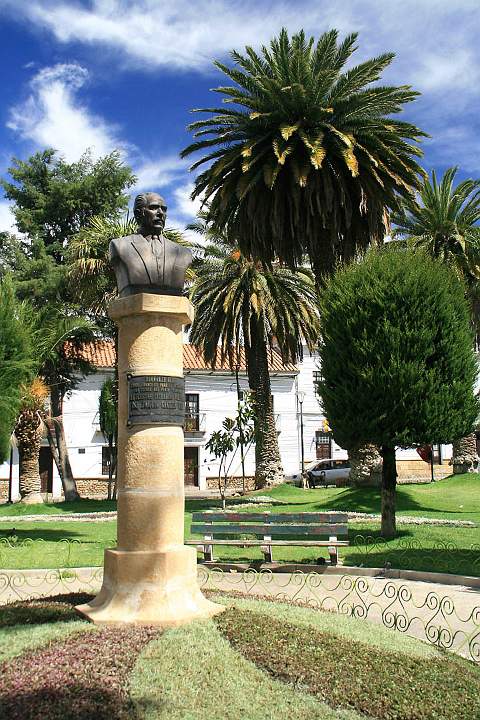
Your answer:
[189,223,320,487]
[392,167,480,281]
[181,28,426,286]
[14,311,94,503]
[393,167,480,473]
[15,378,50,503]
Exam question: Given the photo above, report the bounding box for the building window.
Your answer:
[102,446,111,476]
[315,430,332,460]
[185,393,199,431]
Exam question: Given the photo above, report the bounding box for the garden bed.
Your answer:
[0,591,478,719]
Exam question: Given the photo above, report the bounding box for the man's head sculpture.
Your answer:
[109,191,192,297]
[134,192,167,237]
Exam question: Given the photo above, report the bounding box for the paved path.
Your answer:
[1,566,479,662]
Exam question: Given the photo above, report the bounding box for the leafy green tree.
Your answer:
[1,150,135,262]
[205,400,255,509]
[0,277,36,463]
[393,167,480,472]
[189,223,320,487]
[99,378,118,501]
[1,149,135,495]
[182,28,425,285]
[317,249,478,538]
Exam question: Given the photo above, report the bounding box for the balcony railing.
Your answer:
[184,412,207,435]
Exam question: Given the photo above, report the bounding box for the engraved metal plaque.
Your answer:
[127,374,185,426]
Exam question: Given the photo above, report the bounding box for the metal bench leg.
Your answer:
[203,533,213,562]
[261,534,272,563]
[328,535,338,565]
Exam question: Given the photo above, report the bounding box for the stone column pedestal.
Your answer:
[76,294,223,626]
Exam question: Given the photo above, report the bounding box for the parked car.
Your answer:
[301,458,351,487]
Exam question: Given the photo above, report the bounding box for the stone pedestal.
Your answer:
[76,294,223,626]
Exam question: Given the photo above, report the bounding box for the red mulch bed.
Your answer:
[0,618,158,720]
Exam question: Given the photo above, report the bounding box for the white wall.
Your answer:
[0,343,456,499]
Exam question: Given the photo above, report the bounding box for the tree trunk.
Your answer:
[15,410,44,504]
[49,385,80,501]
[451,432,478,474]
[380,445,397,539]
[246,324,284,489]
[349,444,382,487]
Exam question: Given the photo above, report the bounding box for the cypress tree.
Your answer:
[317,249,478,537]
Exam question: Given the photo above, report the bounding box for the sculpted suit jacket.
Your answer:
[109,234,192,297]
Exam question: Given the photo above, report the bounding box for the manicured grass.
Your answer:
[0,498,117,516]
[2,591,474,720]
[1,475,479,574]
[216,606,480,719]
[0,521,116,568]
[0,594,92,662]
[1,473,479,520]
[1,516,479,575]
[130,616,350,720]
[256,473,480,522]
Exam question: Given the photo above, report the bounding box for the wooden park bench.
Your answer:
[185,511,349,565]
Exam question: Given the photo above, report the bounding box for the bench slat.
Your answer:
[185,539,349,547]
[192,512,347,523]
[190,523,348,537]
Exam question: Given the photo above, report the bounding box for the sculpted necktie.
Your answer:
[149,235,164,284]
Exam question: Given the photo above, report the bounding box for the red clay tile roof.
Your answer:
[66,341,298,374]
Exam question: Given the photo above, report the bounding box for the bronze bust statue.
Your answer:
[109,192,192,297]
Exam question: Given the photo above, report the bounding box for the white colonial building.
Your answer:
[0,340,452,501]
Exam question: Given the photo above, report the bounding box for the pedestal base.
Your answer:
[75,546,224,626]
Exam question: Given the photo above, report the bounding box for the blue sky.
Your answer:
[0,0,479,235]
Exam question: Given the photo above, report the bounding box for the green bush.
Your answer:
[318,249,478,537]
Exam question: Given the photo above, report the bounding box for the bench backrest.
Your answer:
[191,511,348,539]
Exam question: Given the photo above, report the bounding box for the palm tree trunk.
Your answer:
[16,410,44,504]
[246,324,284,488]
[49,385,80,501]
[452,432,478,474]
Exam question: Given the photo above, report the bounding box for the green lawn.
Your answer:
[0,474,479,575]
[253,473,480,522]
[1,592,478,720]
[1,473,479,520]
[0,498,117,516]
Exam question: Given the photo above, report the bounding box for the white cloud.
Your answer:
[1,0,478,94]
[172,183,203,221]
[7,63,125,162]
[5,61,190,192]
[134,156,188,192]
[0,201,16,233]
[410,50,479,94]
[1,0,353,72]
